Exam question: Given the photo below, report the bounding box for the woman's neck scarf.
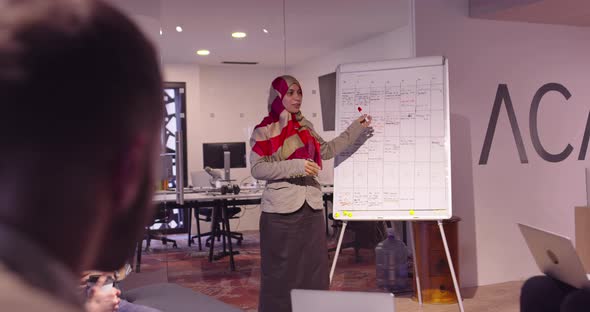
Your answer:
[250,75,322,169]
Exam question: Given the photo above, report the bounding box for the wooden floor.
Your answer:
[139,232,524,312]
[395,281,522,312]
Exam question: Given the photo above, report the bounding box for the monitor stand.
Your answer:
[224,150,231,182]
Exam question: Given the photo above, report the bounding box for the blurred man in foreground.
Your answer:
[0,0,163,310]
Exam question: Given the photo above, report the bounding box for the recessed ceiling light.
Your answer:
[263,28,269,34]
[159,28,163,35]
[231,32,247,39]
[196,49,210,56]
[176,26,183,32]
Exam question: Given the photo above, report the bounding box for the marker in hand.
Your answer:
[357,106,369,123]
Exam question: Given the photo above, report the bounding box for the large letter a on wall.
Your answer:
[479,84,528,165]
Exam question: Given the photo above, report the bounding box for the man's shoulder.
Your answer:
[0,265,82,312]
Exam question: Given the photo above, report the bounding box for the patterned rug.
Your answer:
[138,231,388,311]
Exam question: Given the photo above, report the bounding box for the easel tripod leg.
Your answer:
[409,221,423,305]
[329,221,348,285]
[437,220,465,312]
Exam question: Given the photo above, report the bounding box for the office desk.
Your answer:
[153,190,263,250]
[153,185,332,205]
[154,190,263,271]
[151,185,334,271]
[153,190,263,203]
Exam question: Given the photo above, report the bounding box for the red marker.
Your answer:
[357,106,369,123]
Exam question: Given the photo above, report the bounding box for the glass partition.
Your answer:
[105,0,413,310]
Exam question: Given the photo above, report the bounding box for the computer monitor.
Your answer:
[203,142,247,169]
[202,142,247,181]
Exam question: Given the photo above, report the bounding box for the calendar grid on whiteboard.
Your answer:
[333,56,451,220]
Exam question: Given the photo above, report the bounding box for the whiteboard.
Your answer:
[333,56,451,221]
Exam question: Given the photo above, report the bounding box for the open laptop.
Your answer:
[518,223,590,288]
[190,170,214,190]
[291,289,395,312]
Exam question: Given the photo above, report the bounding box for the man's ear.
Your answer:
[110,135,149,214]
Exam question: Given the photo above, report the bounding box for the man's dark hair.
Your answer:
[0,0,164,274]
[0,0,163,159]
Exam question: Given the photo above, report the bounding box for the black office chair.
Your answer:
[190,204,243,250]
[143,203,178,251]
[328,214,387,263]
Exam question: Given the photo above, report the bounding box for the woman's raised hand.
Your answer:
[358,114,372,128]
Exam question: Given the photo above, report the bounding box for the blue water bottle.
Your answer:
[375,230,410,293]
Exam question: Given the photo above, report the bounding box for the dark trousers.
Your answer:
[520,276,590,312]
[258,202,329,312]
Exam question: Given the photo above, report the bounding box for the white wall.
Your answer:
[415,0,590,287]
[289,26,414,184]
[198,65,282,179]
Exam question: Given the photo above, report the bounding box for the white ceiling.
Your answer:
[470,0,590,27]
[109,0,409,67]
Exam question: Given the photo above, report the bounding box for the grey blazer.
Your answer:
[250,118,365,214]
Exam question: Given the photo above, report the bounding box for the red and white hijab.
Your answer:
[250,75,322,168]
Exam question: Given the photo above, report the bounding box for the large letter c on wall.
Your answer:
[530,83,573,162]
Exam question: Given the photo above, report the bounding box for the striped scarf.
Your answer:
[250,75,322,168]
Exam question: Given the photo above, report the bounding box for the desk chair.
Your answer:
[189,170,244,250]
[322,191,332,235]
[191,203,243,250]
[144,203,178,251]
[328,215,387,262]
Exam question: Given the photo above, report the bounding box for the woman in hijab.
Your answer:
[250,75,372,312]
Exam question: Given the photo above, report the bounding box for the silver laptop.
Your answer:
[190,170,213,189]
[518,223,590,288]
[291,289,395,312]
